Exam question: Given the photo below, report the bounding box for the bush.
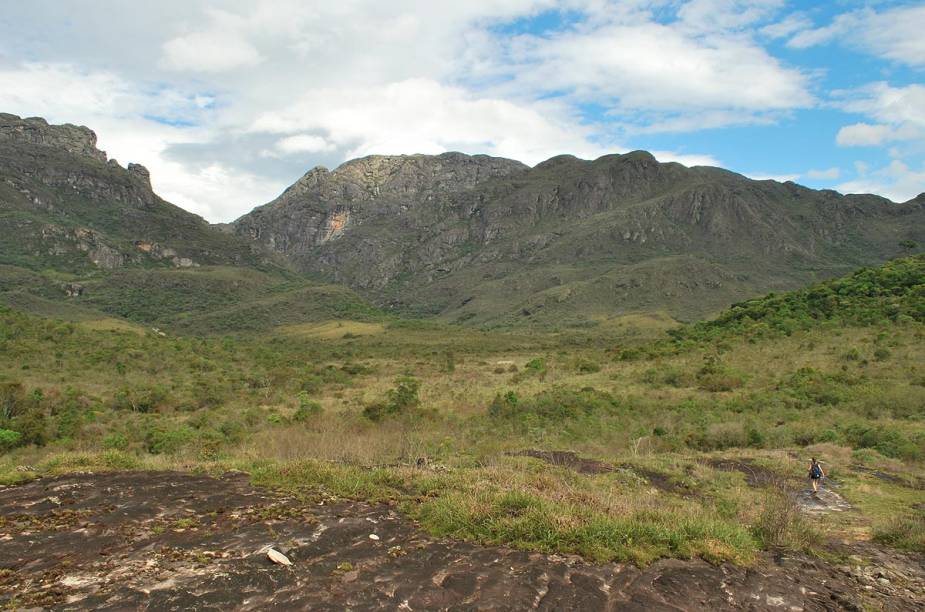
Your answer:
[488,387,619,423]
[363,377,421,421]
[0,428,22,451]
[111,385,169,413]
[294,392,323,422]
[696,355,744,392]
[102,432,129,450]
[573,358,601,374]
[144,425,195,454]
[841,423,922,460]
[13,408,48,446]
[0,381,25,420]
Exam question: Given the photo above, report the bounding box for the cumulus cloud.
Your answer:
[787,4,925,68]
[835,83,925,148]
[836,159,925,203]
[494,10,811,126]
[250,78,610,166]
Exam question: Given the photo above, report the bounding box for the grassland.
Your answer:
[1,256,924,566]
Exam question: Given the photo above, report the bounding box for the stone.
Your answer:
[267,548,292,566]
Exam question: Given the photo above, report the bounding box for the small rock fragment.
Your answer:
[267,548,292,566]
[369,534,380,541]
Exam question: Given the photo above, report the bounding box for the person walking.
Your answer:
[808,457,825,493]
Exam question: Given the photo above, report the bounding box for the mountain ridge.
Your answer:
[232,147,925,325]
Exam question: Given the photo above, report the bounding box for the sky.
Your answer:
[1,0,923,223]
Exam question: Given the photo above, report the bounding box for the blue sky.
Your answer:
[0,1,923,221]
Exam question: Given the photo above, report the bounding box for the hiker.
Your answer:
[808,457,825,492]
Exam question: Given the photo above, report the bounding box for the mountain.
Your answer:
[233,150,925,326]
[0,113,380,331]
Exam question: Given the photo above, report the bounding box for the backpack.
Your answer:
[810,463,822,478]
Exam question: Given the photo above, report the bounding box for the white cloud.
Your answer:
[835,83,925,148]
[651,150,721,167]
[498,18,812,117]
[760,13,812,39]
[806,167,840,180]
[274,134,335,155]
[160,8,264,72]
[836,123,895,147]
[836,159,925,203]
[788,5,925,68]
[251,78,611,166]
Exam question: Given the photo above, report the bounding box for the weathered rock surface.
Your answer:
[0,113,107,163]
[3,471,923,611]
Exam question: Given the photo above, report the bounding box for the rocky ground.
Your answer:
[1,471,923,611]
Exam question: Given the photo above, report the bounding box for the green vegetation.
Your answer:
[2,257,924,566]
[674,254,925,344]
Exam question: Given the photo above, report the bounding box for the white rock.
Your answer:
[267,548,292,566]
[369,534,380,541]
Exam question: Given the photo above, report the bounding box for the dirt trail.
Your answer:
[1,472,922,611]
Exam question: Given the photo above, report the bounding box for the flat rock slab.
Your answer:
[0,471,919,611]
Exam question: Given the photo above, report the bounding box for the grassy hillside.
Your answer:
[0,264,384,335]
[674,254,925,343]
[2,256,923,568]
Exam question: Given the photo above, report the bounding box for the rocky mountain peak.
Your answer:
[0,113,107,163]
[127,163,152,188]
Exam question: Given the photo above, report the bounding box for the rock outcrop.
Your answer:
[0,113,107,163]
[0,113,266,273]
[233,150,925,324]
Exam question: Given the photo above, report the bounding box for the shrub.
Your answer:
[0,428,22,451]
[102,432,129,450]
[111,385,169,413]
[573,358,601,374]
[873,347,891,361]
[0,381,25,420]
[696,355,743,392]
[841,423,922,460]
[13,408,48,446]
[488,387,619,423]
[144,425,195,454]
[363,377,421,421]
[843,347,861,361]
[294,393,323,422]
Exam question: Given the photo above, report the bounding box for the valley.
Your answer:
[0,114,923,610]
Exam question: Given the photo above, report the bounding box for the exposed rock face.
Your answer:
[233,151,925,324]
[5,471,922,611]
[127,163,151,189]
[235,152,528,256]
[0,114,266,273]
[0,113,107,163]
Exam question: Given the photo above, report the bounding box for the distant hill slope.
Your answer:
[233,151,925,327]
[674,253,925,343]
[0,113,381,332]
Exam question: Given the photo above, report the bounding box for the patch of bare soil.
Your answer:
[850,465,925,490]
[508,450,614,474]
[1,472,922,611]
[705,458,785,488]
